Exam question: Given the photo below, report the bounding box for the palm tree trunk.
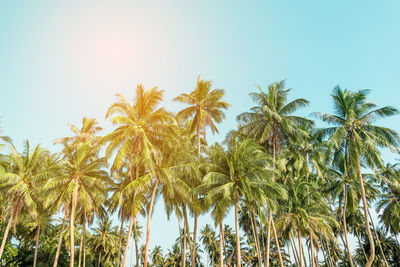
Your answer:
[355,229,368,262]
[33,224,41,267]
[183,205,191,267]
[310,236,315,267]
[219,222,224,267]
[83,223,86,267]
[70,186,79,267]
[197,117,201,156]
[0,207,15,261]
[355,156,374,267]
[271,216,284,267]
[250,209,262,266]
[53,208,68,267]
[98,251,101,267]
[143,180,159,267]
[234,192,241,267]
[118,213,124,266]
[265,209,272,267]
[342,184,354,267]
[297,226,304,267]
[78,218,85,267]
[289,231,300,266]
[368,209,389,267]
[191,211,198,267]
[134,218,139,267]
[122,212,134,267]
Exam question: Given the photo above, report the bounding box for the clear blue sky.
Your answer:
[1,0,400,265]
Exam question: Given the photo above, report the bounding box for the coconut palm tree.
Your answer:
[174,76,230,266]
[102,84,173,267]
[0,141,56,262]
[199,138,279,267]
[314,86,399,267]
[151,245,164,266]
[237,80,312,267]
[44,141,109,267]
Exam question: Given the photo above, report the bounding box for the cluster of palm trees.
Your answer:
[1,77,400,267]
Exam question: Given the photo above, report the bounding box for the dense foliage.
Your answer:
[1,78,400,267]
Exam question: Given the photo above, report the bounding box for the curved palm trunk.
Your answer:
[234,192,241,267]
[342,184,354,267]
[219,223,224,267]
[134,218,140,267]
[33,224,41,267]
[368,209,390,267]
[53,208,68,267]
[78,218,86,267]
[271,216,284,267]
[265,209,272,267]
[70,186,79,267]
[143,180,159,267]
[355,157,374,267]
[122,212,134,267]
[191,212,198,267]
[0,207,16,261]
[118,214,124,266]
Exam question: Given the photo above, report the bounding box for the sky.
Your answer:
[1,0,400,265]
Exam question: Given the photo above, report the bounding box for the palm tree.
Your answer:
[314,86,399,266]
[0,141,55,262]
[102,84,173,267]
[174,76,230,267]
[200,224,218,267]
[150,245,164,266]
[237,80,312,267]
[199,138,278,267]
[44,141,109,267]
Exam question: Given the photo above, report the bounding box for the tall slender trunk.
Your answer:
[355,156,374,267]
[78,218,86,267]
[53,208,68,267]
[261,220,268,267]
[183,205,191,267]
[98,251,101,267]
[0,207,16,261]
[191,212,198,267]
[234,192,241,267]
[265,209,272,267]
[70,186,79,267]
[83,222,86,267]
[289,231,300,266]
[342,184,354,267]
[118,213,124,266]
[134,218,139,267]
[368,209,389,267]
[143,180,159,267]
[197,117,201,156]
[271,216,284,267]
[122,212,134,267]
[219,223,224,267]
[297,226,304,267]
[33,224,41,267]
[250,209,262,266]
[310,236,315,267]
[355,229,368,261]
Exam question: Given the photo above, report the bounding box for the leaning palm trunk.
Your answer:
[368,209,390,267]
[0,207,16,261]
[33,224,41,267]
[289,231,300,266]
[355,229,368,261]
[297,226,304,267]
[234,193,241,267]
[355,156,375,267]
[219,222,224,267]
[250,209,262,265]
[53,208,68,267]
[342,184,354,267]
[122,212,134,267]
[143,180,159,267]
[271,216,284,267]
[70,186,79,267]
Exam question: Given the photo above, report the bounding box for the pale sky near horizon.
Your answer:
[1,0,400,265]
